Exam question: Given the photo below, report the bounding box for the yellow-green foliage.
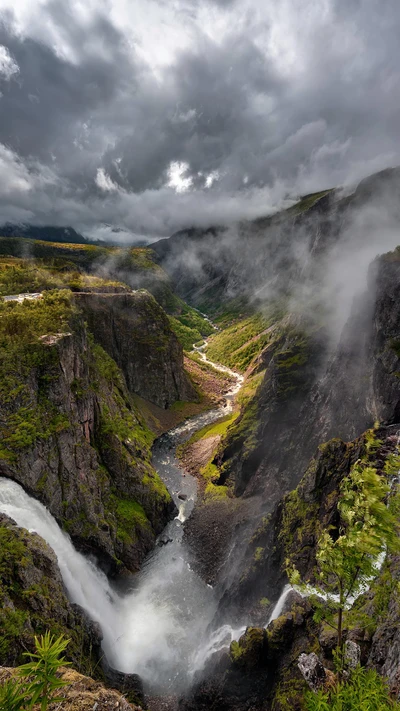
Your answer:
[280,487,319,566]
[275,339,309,397]
[168,303,214,350]
[287,189,332,216]
[177,412,238,501]
[0,291,74,460]
[0,526,98,674]
[206,313,273,371]
[109,494,150,544]
[91,342,170,505]
[204,481,229,499]
[305,666,400,711]
[288,440,400,653]
[0,632,71,711]
[168,316,203,350]
[179,412,238,452]
[0,256,129,296]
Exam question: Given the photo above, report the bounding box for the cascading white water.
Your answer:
[0,477,119,644]
[0,347,246,693]
[0,476,219,692]
[266,584,293,625]
[189,624,246,676]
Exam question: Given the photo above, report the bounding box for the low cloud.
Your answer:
[0,0,398,239]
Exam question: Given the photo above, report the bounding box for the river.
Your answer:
[0,342,245,695]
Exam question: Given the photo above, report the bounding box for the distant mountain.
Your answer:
[0,223,88,244]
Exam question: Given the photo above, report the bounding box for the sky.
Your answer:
[0,0,399,242]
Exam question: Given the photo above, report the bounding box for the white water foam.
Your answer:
[0,477,218,692]
[0,334,246,692]
[189,623,246,676]
[0,477,118,644]
[266,584,293,625]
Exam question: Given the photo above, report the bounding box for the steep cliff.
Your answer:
[0,513,102,673]
[182,424,400,711]
[75,291,196,408]
[217,251,400,502]
[0,290,177,574]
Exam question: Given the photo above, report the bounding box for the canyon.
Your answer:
[1,166,400,710]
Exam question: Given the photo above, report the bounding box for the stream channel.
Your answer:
[0,341,246,695]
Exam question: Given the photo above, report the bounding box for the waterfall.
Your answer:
[0,342,246,693]
[0,477,217,692]
[189,624,246,676]
[0,477,119,646]
[266,585,293,625]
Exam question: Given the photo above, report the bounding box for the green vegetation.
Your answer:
[0,291,74,460]
[0,256,128,296]
[109,493,150,544]
[0,523,100,674]
[287,189,333,216]
[178,412,238,453]
[305,666,400,710]
[230,627,265,664]
[174,302,214,337]
[91,341,170,529]
[169,303,214,350]
[169,316,204,350]
[206,313,273,371]
[274,335,310,398]
[0,239,179,311]
[0,633,71,711]
[177,411,238,501]
[288,437,400,657]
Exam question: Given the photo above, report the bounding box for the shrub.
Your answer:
[0,632,71,711]
[305,666,400,710]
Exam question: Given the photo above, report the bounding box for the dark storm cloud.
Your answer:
[0,0,399,239]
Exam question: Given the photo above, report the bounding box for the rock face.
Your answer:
[182,425,400,710]
[219,252,400,503]
[75,291,196,408]
[222,425,400,620]
[0,293,176,574]
[0,514,102,671]
[202,249,400,624]
[181,600,316,711]
[298,653,327,692]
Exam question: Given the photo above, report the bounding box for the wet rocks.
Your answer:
[102,659,145,707]
[298,653,327,692]
[344,640,361,670]
[0,311,176,575]
[0,514,102,673]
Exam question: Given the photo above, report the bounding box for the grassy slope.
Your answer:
[205,309,282,372]
[0,243,213,348]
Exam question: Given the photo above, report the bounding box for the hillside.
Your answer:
[2,167,400,711]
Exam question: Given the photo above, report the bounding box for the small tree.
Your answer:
[0,632,71,711]
[288,447,400,661]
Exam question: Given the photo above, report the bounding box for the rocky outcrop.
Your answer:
[0,294,176,574]
[75,291,197,408]
[0,665,143,710]
[182,425,400,711]
[0,514,102,672]
[216,315,327,499]
[221,425,400,621]
[180,598,317,711]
